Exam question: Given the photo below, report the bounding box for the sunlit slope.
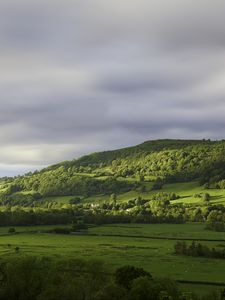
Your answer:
[1,139,225,207]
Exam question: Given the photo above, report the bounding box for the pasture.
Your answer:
[0,223,224,295]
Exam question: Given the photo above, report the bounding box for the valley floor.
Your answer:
[0,223,224,295]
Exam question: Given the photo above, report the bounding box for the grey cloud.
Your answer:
[0,0,225,175]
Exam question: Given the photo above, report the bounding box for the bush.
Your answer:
[69,197,81,205]
[115,265,152,289]
[71,222,88,231]
[51,227,71,234]
[202,193,210,202]
[206,222,225,232]
[129,277,181,300]
[8,227,16,234]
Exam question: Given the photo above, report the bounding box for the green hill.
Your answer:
[1,139,225,207]
[46,139,220,171]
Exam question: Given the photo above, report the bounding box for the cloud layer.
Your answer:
[0,0,225,175]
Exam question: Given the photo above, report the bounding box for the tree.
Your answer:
[139,185,146,193]
[8,227,16,234]
[71,221,88,232]
[151,178,163,191]
[128,276,153,300]
[115,265,152,289]
[129,277,180,300]
[139,175,145,182]
[202,193,210,203]
[110,193,117,205]
[69,197,81,205]
[94,283,127,300]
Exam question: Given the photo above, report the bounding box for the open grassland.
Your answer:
[0,232,224,283]
[0,225,70,235]
[0,223,224,295]
[88,223,225,241]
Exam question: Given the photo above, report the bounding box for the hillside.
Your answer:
[0,139,224,226]
[45,139,221,172]
[0,139,225,203]
[35,139,224,185]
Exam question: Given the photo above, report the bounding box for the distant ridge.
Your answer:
[45,139,218,171]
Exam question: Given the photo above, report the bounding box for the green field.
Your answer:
[0,223,224,295]
[88,223,225,240]
[42,181,225,206]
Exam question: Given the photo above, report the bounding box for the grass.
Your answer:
[42,195,78,204]
[0,225,70,235]
[88,223,225,240]
[0,223,224,296]
[0,232,224,283]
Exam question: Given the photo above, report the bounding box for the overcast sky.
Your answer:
[0,0,225,176]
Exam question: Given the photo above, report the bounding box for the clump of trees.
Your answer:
[151,192,180,201]
[151,178,164,190]
[205,221,225,232]
[1,174,135,202]
[193,193,211,202]
[174,241,225,259]
[8,227,16,234]
[115,265,152,289]
[69,196,82,205]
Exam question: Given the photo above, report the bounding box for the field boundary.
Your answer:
[177,280,225,287]
[2,231,224,242]
[76,232,225,242]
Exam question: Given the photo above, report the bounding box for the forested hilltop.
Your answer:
[4,139,225,195]
[0,139,225,226]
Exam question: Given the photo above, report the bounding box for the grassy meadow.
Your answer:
[0,223,224,295]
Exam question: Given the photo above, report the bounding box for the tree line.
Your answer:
[0,201,224,226]
[174,241,225,259]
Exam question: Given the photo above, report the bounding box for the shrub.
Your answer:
[115,265,152,289]
[8,227,16,234]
